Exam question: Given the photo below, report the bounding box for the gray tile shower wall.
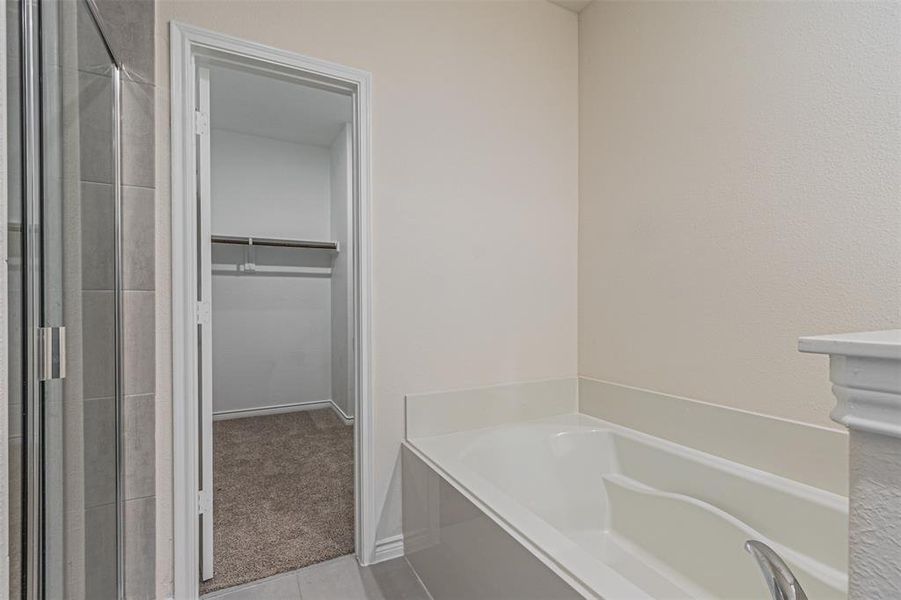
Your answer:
[125,496,157,599]
[89,1,157,598]
[124,394,156,500]
[94,0,155,84]
[123,291,156,396]
[122,82,157,188]
[123,186,156,290]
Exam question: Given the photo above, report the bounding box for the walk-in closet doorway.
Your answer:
[170,24,373,599]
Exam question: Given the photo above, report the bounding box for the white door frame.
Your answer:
[169,22,374,600]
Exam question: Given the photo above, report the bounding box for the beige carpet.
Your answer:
[200,409,354,594]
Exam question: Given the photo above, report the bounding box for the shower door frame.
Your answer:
[169,22,374,600]
[13,0,126,597]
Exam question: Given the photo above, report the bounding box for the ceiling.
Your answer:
[209,65,353,147]
[547,0,592,13]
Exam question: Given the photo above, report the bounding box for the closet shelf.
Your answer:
[211,235,339,252]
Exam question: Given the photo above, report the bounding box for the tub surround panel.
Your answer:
[405,378,577,439]
[579,377,848,496]
[405,377,848,496]
[402,446,585,600]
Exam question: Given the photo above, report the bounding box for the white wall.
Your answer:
[155,3,578,590]
[329,124,353,418]
[579,1,901,429]
[210,128,333,415]
[211,129,331,240]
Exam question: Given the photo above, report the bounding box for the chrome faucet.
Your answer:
[744,540,808,600]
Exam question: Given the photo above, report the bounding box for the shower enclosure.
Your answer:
[7,0,124,597]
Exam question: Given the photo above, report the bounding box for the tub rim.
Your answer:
[404,412,847,598]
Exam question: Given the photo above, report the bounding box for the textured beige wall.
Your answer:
[849,430,901,597]
[154,1,578,593]
[579,1,901,429]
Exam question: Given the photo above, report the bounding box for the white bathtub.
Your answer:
[402,413,847,599]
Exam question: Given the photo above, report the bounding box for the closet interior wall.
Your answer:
[208,69,353,421]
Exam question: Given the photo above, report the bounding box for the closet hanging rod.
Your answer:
[211,235,339,251]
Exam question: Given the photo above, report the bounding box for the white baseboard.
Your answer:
[372,534,404,563]
[212,399,355,424]
[214,400,331,421]
[329,399,355,425]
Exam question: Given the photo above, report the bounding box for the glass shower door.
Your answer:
[11,0,122,597]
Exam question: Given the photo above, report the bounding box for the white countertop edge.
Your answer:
[798,329,901,360]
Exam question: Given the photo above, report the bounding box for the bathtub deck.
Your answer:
[566,530,703,599]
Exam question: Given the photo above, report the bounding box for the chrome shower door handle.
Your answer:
[744,540,808,600]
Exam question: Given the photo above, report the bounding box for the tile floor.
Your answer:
[202,554,431,600]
